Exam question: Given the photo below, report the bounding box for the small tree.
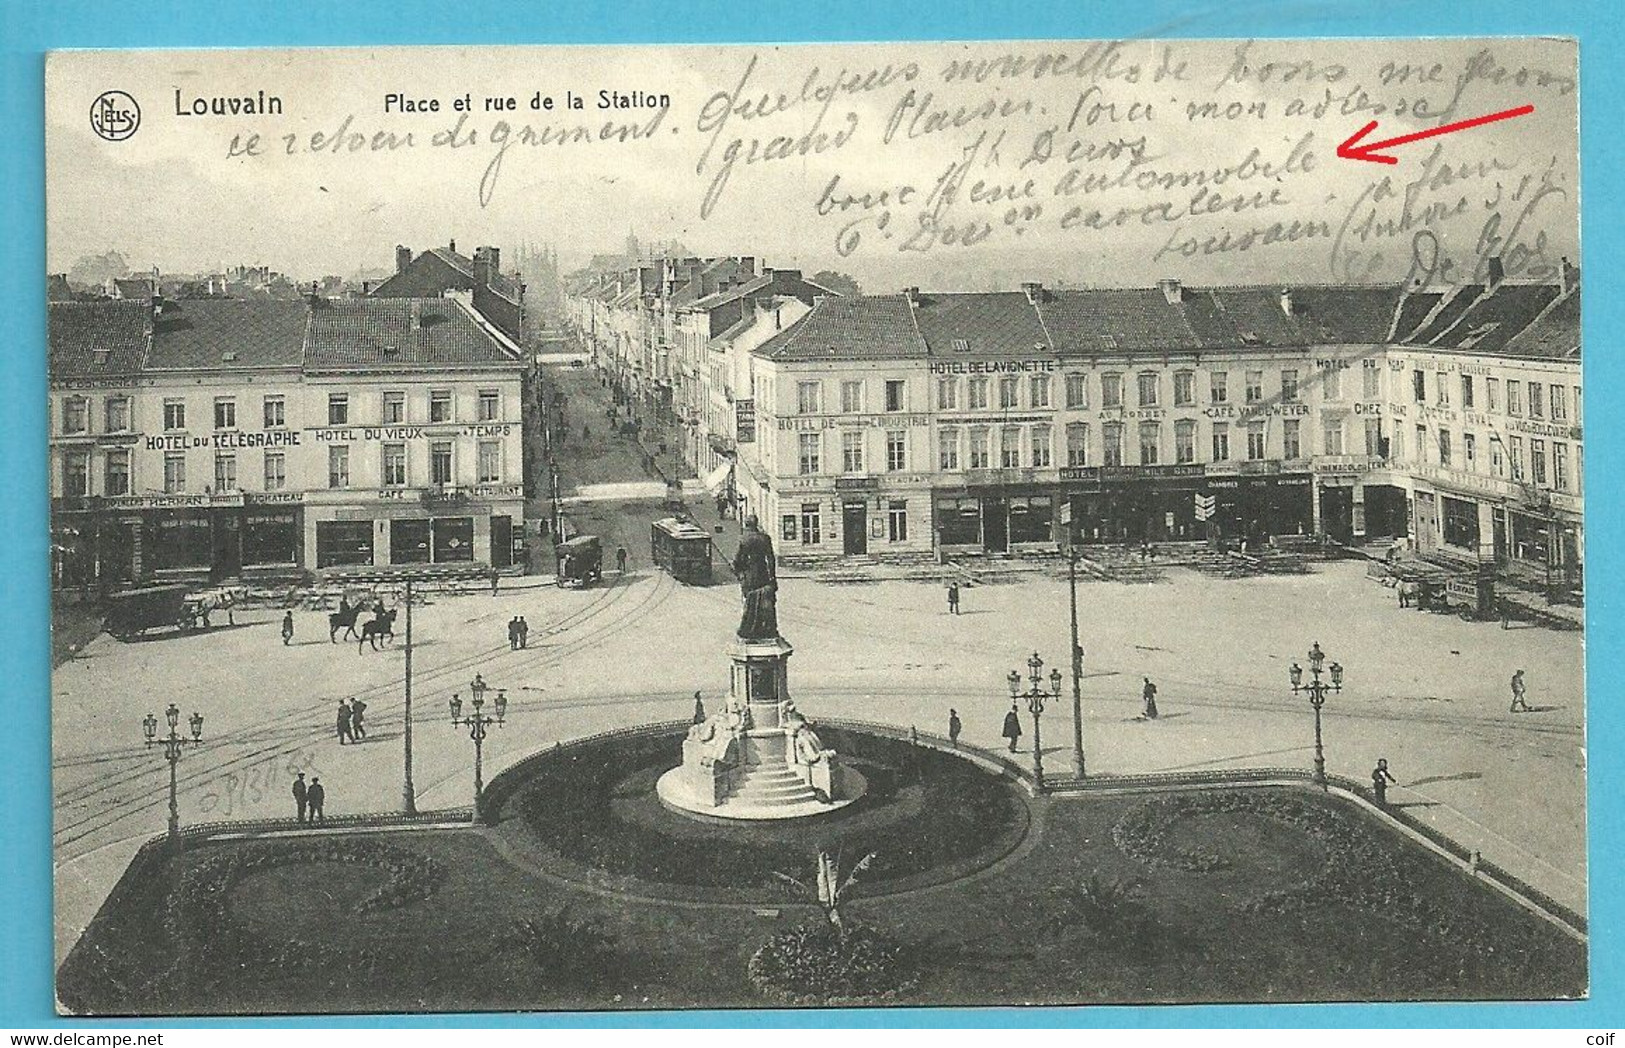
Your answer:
[774,850,875,935]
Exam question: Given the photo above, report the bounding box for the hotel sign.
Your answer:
[735,399,756,444]
[928,360,1057,375]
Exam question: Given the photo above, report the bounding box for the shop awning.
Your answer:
[702,461,734,495]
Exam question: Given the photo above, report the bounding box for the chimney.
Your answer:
[774,306,783,330]
[902,286,920,304]
[473,247,492,289]
[1486,255,1505,289]
[1560,257,1579,295]
[362,280,371,295]
[1157,278,1182,305]
[738,256,757,276]
[1279,287,1293,317]
[449,238,457,254]
[1020,281,1043,305]
[396,245,412,275]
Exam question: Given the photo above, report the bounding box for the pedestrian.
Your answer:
[616,546,628,575]
[947,581,960,615]
[1371,758,1397,807]
[508,616,520,651]
[281,611,294,646]
[1397,580,1414,608]
[517,616,529,649]
[1002,702,1023,753]
[307,777,325,824]
[490,566,500,596]
[948,708,962,747]
[692,691,706,725]
[292,771,308,823]
[1142,677,1159,720]
[1500,597,1511,630]
[1510,669,1531,712]
[336,700,354,745]
[350,697,367,740]
[583,422,590,442]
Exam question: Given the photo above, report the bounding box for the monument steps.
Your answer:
[731,765,820,806]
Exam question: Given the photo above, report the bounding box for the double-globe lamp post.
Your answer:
[1008,652,1064,792]
[450,677,506,821]
[1289,641,1344,787]
[143,702,204,843]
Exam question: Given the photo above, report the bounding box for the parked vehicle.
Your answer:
[104,584,198,639]
[555,535,603,588]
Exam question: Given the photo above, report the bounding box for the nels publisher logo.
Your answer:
[90,90,140,141]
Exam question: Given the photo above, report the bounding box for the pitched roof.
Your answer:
[1035,288,1208,353]
[146,299,309,370]
[304,298,521,371]
[687,272,772,312]
[1423,283,1560,355]
[113,277,154,300]
[1497,290,1580,360]
[48,301,149,378]
[912,291,1051,356]
[755,295,929,361]
[1285,286,1407,343]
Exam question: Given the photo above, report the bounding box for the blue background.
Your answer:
[1,0,1618,1030]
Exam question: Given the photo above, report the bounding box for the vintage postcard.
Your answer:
[46,38,1583,1014]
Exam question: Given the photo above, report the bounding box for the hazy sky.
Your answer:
[47,38,1577,291]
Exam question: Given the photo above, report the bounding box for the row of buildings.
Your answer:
[563,262,1582,589]
[48,243,531,587]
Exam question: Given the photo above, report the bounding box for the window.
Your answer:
[1507,381,1523,416]
[263,395,286,429]
[1362,361,1381,400]
[1283,418,1302,458]
[1173,371,1195,406]
[478,390,500,422]
[214,397,236,430]
[936,378,958,410]
[1211,423,1229,461]
[383,443,407,487]
[478,441,502,483]
[1437,428,1452,467]
[1175,420,1196,463]
[1030,425,1052,467]
[164,451,186,493]
[886,430,907,471]
[328,393,349,426]
[1065,373,1088,409]
[1413,370,1426,403]
[1550,384,1567,421]
[1066,423,1089,466]
[798,433,821,474]
[164,399,186,431]
[1000,426,1021,468]
[1553,442,1569,491]
[887,502,908,542]
[1365,418,1384,457]
[1485,377,1500,411]
[1029,374,1050,408]
[63,397,88,434]
[1101,373,1123,408]
[969,428,990,469]
[1138,422,1160,465]
[1527,382,1544,419]
[1210,371,1229,403]
[1490,437,1505,476]
[1509,436,1525,479]
[1103,423,1124,467]
[104,396,130,433]
[1311,418,1332,456]
[1391,428,1405,461]
[938,428,960,471]
[1323,367,1341,401]
[1281,370,1299,403]
[383,391,405,424]
[104,449,130,496]
[1531,439,1547,485]
[264,451,285,491]
[1464,432,1477,470]
[885,379,906,412]
[842,431,865,473]
[1435,371,1450,406]
[430,441,454,485]
[1138,372,1159,407]
[211,453,235,491]
[63,451,89,497]
[968,377,989,410]
[1461,374,1475,408]
[841,380,864,413]
[1247,421,1266,460]
[797,381,823,415]
[1415,424,1427,464]
[1245,371,1263,404]
[1574,385,1582,423]
[430,390,453,423]
[799,503,822,545]
[328,445,350,488]
[781,515,798,542]
[999,376,1020,410]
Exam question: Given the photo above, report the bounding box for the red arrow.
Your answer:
[1336,104,1535,165]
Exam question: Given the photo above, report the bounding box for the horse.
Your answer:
[357,609,397,653]
[329,603,362,642]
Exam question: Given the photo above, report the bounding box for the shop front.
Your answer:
[306,485,525,570]
[935,483,1054,554]
[1060,465,1206,544]
[1205,470,1313,544]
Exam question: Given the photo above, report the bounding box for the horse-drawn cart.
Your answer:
[104,584,197,640]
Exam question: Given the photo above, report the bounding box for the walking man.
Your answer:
[1510,669,1531,712]
[583,422,590,442]
[692,691,706,725]
[1142,677,1160,720]
[947,581,960,615]
[1002,702,1023,753]
[292,772,308,823]
[336,700,354,745]
[350,697,367,740]
[508,616,520,651]
[490,566,500,596]
[1371,758,1397,807]
[517,617,529,649]
[948,708,962,747]
[616,546,629,575]
[281,611,294,646]
[307,777,325,824]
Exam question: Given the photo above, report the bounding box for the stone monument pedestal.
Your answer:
[657,635,864,821]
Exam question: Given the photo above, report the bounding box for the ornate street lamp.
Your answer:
[143,702,205,843]
[1008,652,1065,792]
[451,686,508,821]
[1289,642,1344,787]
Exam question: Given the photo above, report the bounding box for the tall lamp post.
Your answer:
[450,686,507,820]
[143,703,204,843]
[1288,642,1343,787]
[1008,652,1064,792]
[1067,547,1086,778]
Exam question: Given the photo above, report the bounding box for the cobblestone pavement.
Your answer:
[51,559,1585,964]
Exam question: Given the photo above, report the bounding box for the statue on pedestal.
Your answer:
[732,515,779,641]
